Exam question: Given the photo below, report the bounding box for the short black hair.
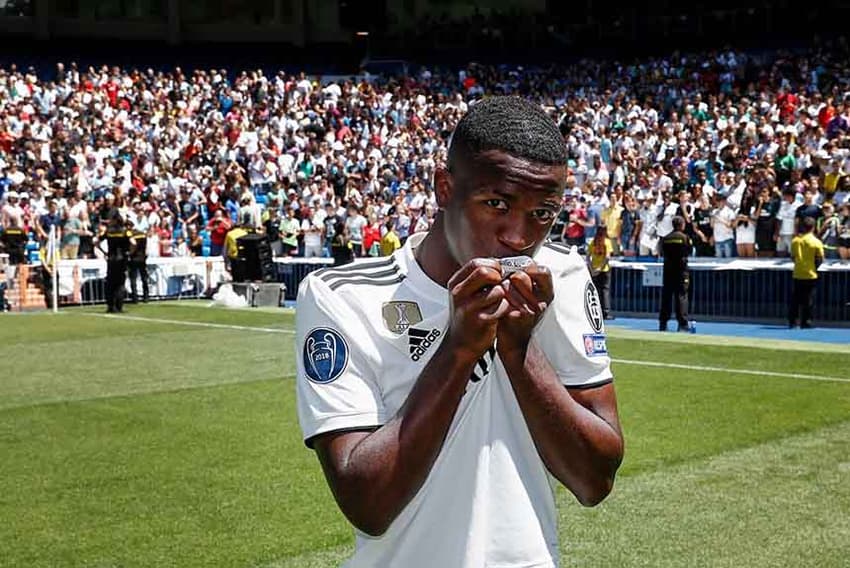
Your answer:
[447,96,566,170]
[801,216,816,232]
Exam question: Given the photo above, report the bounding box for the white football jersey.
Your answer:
[295,232,612,568]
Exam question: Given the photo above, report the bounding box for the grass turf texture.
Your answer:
[1,302,848,567]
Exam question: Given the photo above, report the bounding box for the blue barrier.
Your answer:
[610,260,850,323]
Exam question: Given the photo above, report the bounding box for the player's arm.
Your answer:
[496,265,623,506]
[308,259,510,537]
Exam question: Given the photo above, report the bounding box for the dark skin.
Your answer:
[312,149,624,537]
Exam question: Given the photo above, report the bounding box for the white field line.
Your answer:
[81,312,849,383]
[82,312,295,334]
[612,358,850,384]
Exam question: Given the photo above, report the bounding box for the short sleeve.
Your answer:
[533,252,613,389]
[295,276,386,447]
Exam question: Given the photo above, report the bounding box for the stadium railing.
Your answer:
[47,256,333,307]
[9,254,850,324]
[611,259,850,323]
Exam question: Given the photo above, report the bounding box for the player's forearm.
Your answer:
[500,341,623,506]
[326,342,479,536]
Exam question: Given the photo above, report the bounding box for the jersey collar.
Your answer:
[400,232,449,301]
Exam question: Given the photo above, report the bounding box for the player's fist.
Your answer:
[444,258,510,362]
[496,259,554,356]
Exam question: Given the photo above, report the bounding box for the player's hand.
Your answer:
[496,261,554,357]
[444,258,510,363]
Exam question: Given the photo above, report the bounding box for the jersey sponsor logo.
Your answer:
[584,281,604,333]
[582,333,608,357]
[408,327,441,361]
[382,301,423,334]
[303,327,349,384]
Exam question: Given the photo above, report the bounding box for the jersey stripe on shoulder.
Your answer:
[328,274,406,291]
[543,241,574,255]
[314,256,396,280]
[323,264,401,284]
[319,259,401,283]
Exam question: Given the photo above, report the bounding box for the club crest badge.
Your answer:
[303,328,349,384]
[382,301,423,334]
[584,281,604,333]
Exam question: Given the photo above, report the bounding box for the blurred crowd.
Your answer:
[3,40,850,268]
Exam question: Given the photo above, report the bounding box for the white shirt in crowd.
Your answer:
[656,202,679,238]
[777,200,801,236]
[296,233,612,568]
[712,205,737,242]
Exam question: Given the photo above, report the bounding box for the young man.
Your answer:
[295,97,624,567]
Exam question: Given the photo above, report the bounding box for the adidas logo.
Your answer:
[470,346,496,383]
[408,328,442,361]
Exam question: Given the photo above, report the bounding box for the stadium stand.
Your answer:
[1,38,849,314]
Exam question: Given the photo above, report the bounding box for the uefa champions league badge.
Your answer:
[500,255,534,278]
[303,328,349,384]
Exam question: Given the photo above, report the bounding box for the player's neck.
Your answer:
[413,215,458,289]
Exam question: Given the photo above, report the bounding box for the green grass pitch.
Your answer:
[1,302,848,567]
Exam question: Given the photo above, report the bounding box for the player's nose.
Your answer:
[496,218,533,255]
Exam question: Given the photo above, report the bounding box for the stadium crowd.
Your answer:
[2,41,850,269]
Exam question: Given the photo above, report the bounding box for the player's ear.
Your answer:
[434,166,453,209]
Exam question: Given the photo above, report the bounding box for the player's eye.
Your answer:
[485,198,508,211]
[532,209,556,222]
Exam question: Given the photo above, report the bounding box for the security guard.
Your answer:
[789,216,824,328]
[659,216,691,332]
[98,209,135,313]
[223,212,253,282]
[38,234,60,310]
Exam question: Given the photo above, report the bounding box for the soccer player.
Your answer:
[295,97,624,567]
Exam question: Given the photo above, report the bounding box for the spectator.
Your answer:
[264,206,282,257]
[692,196,715,257]
[206,209,231,257]
[637,195,659,256]
[619,194,639,256]
[187,225,204,257]
[344,204,367,257]
[279,206,301,257]
[330,220,353,267]
[363,213,382,257]
[712,194,737,258]
[795,188,823,234]
[562,195,588,248]
[301,209,324,259]
[776,187,800,257]
[754,187,780,258]
[837,203,850,261]
[59,209,81,259]
[819,203,840,259]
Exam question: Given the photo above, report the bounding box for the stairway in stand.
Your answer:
[3,265,46,311]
